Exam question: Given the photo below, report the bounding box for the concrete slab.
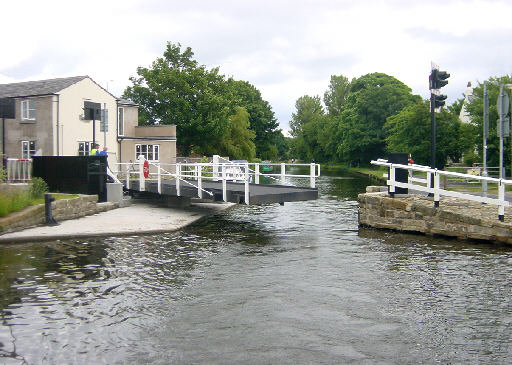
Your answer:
[0,200,235,243]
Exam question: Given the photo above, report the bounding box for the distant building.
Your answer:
[459,81,474,124]
[0,76,176,165]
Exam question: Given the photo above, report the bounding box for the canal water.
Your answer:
[1,169,511,364]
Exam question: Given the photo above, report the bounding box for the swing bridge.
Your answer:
[111,156,320,205]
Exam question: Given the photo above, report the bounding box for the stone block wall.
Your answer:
[0,195,118,234]
[358,187,512,245]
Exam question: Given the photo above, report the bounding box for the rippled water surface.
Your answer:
[1,168,511,364]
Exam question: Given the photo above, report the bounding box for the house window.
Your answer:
[136,144,159,161]
[118,107,124,136]
[21,140,36,158]
[21,100,36,121]
[78,142,92,156]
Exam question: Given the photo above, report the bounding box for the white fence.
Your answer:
[4,158,32,183]
[371,159,511,221]
[113,157,320,205]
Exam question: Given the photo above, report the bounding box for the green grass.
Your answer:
[0,192,78,217]
[350,166,387,181]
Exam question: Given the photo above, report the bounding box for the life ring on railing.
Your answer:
[143,160,149,178]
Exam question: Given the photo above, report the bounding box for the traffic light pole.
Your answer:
[499,84,504,179]
[430,93,436,170]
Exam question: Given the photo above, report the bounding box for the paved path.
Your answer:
[0,201,235,243]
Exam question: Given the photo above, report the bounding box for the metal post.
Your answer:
[138,156,145,191]
[244,162,249,205]
[430,93,436,170]
[310,162,316,188]
[499,84,505,179]
[434,170,440,207]
[176,163,181,196]
[198,164,202,199]
[498,180,505,221]
[125,164,130,189]
[255,163,260,184]
[222,164,227,202]
[157,163,161,194]
[483,81,489,196]
[281,163,286,184]
[389,164,396,197]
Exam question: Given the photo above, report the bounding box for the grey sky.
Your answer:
[1,0,511,131]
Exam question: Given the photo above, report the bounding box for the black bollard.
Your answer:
[44,193,58,225]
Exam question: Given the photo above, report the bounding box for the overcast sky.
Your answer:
[1,0,512,131]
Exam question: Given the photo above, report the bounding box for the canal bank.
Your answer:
[0,200,235,243]
[359,186,512,244]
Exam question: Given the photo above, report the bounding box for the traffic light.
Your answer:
[431,69,450,89]
[433,94,447,108]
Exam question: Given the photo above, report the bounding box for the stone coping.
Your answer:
[358,188,512,245]
[0,194,118,235]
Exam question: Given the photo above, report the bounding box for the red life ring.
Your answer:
[143,160,150,178]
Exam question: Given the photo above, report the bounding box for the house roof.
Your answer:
[0,75,89,98]
[118,98,138,107]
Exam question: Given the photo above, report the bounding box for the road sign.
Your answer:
[497,90,510,117]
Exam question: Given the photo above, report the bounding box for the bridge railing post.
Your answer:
[176,163,181,196]
[389,164,395,197]
[255,163,260,184]
[139,156,145,191]
[281,163,286,184]
[125,163,130,190]
[499,180,505,221]
[197,164,203,199]
[434,169,440,207]
[157,163,161,194]
[222,164,227,202]
[310,162,316,188]
[245,162,250,205]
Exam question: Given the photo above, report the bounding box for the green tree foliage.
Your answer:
[336,73,420,163]
[123,42,234,156]
[228,80,281,160]
[289,95,329,161]
[385,100,474,167]
[219,107,256,160]
[323,74,353,116]
[466,76,511,169]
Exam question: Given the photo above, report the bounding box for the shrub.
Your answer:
[30,177,49,199]
[0,168,6,183]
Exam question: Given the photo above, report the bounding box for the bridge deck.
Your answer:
[124,179,318,205]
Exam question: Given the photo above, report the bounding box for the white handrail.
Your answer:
[112,158,321,205]
[371,159,511,221]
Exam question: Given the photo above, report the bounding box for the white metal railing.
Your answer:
[372,159,511,221]
[5,158,32,183]
[112,156,320,205]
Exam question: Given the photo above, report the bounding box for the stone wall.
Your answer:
[0,195,118,234]
[358,187,512,245]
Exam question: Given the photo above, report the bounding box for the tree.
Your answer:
[289,95,329,161]
[123,42,234,156]
[219,107,256,160]
[336,72,420,163]
[228,80,281,159]
[323,74,353,116]
[384,100,474,167]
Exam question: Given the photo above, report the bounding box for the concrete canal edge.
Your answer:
[0,194,118,235]
[359,186,512,245]
[0,198,236,243]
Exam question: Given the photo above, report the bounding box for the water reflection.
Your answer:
[1,170,511,364]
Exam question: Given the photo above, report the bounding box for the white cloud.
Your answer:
[2,0,512,131]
